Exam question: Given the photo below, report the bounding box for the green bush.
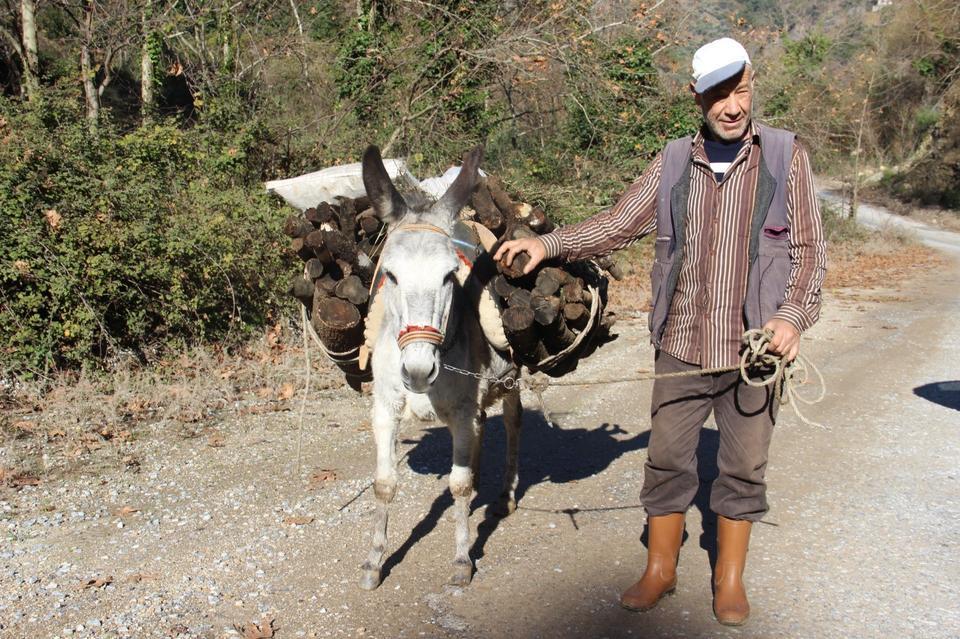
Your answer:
[0,91,292,378]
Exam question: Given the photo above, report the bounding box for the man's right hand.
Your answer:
[493,238,547,275]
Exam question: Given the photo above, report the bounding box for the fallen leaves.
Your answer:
[277,383,295,401]
[113,505,139,518]
[1,468,41,489]
[308,469,337,490]
[44,208,62,230]
[80,576,113,589]
[207,432,226,448]
[282,515,314,526]
[233,617,277,638]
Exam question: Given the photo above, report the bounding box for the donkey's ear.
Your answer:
[434,145,483,219]
[362,145,406,223]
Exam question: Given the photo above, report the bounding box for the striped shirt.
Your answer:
[539,122,827,368]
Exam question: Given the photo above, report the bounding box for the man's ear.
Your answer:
[691,83,703,108]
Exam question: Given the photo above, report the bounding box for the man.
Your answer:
[495,37,826,626]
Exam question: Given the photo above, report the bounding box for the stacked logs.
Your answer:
[281,175,619,383]
[469,178,618,375]
[282,195,383,387]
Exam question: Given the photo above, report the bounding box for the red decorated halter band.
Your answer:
[397,325,444,350]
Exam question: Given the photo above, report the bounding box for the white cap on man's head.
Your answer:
[691,38,751,94]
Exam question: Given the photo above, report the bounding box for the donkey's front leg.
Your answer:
[449,417,479,586]
[359,395,400,591]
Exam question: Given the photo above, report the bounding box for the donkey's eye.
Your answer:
[382,270,397,285]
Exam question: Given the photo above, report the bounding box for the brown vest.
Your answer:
[648,123,795,347]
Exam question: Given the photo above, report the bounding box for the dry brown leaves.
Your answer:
[233,617,277,638]
[207,432,226,448]
[308,469,337,490]
[80,576,113,589]
[0,468,41,489]
[282,515,314,526]
[44,209,62,230]
[113,505,139,518]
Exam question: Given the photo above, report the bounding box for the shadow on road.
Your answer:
[914,381,960,411]
[390,408,727,580]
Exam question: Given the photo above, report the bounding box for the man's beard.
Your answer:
[704,112,751,142]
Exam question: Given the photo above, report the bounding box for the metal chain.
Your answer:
[441,363,520,390]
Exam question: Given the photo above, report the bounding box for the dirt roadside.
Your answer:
[3,252,960,639]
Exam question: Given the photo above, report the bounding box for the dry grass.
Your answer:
[1,318,347,480]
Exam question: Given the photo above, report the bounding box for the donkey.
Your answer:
[358,145,523,590]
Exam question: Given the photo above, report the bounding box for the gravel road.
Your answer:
[3,255,960,638]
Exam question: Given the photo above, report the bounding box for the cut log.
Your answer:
[288,275,314,307]
[541,312,578,352]
[517,203,556,233]
[563,302,589,331]
[291,237,315,261]
[492,274,518,301]
[283,215,314,238]
[358,214,381,237]
[497,251,530,280]
[535,267,572,297]
[506,287,533,309]
[304,258,325,280]
[323,230,358,263]
[486,177,518,218]
[530,293,560,326]
[310,202,339,228]
[312,297,363,354]
[335,259,353,279]
[334,275,369,305]
[337,197,358,239]
[561,279,584,304]
[596,255,624,281]
[315,275,339,296]
[470,182,505,236]
[501,306,549,363]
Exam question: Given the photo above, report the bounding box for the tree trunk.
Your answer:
[81,43,100,128]
[20,0,39,101]
[140,1,155,122]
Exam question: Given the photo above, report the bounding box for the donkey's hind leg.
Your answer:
[491,388,522,517]
[449,416,479,586]
[359,395,400,591]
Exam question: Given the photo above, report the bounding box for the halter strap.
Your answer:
[392,222,449,236]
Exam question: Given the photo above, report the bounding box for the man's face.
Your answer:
[694,67,753,142]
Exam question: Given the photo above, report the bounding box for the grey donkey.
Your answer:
[358,145,522,590]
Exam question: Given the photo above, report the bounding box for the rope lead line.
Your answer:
[444,328,827,430]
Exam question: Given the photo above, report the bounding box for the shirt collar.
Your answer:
[691,120,759,165]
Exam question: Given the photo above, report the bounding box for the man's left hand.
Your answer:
[763,318,800,362]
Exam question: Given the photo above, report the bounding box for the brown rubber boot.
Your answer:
[620,513,685,612]
[713,516,752,626]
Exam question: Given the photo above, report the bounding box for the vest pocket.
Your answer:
[757,239,791,320]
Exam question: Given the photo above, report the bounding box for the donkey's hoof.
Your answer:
[359,564,382,591]
[450,560,473,586]
[489,497,516,518]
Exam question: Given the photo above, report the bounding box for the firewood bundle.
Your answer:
[282,175,619,384]
[467,178,619,376]
[283,195,382,386]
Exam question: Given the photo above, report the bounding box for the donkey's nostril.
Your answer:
[428,362,440,382]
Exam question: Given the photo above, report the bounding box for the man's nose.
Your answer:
[722,94,741,116]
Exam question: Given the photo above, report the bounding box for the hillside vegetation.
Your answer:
[1,0,957,379]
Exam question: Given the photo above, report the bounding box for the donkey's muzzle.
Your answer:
[400,355,440,394]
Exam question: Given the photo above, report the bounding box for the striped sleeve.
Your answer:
[773,142,827,332]
[539,154,662,261]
